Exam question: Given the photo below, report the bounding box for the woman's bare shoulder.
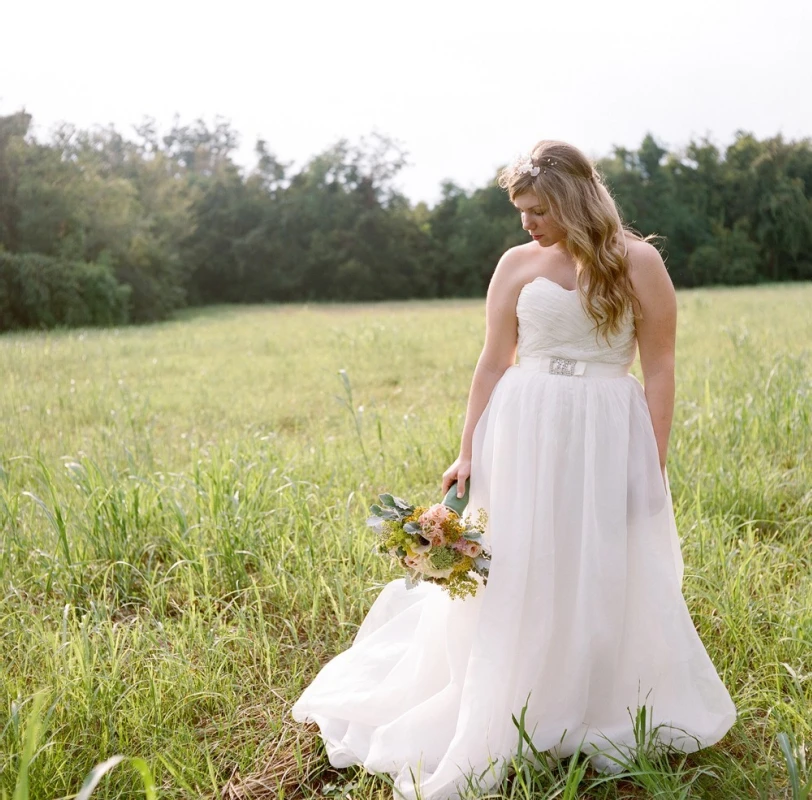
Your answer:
[498,242,537,268]
[624,238,676,335]
[625,237,661,265]
[626,239,674,296]
[490,243,537,291]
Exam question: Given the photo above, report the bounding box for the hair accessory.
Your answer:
[516,157,540,177]
[514,154,560,177]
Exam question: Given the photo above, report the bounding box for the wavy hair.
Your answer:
[497,139,658,340]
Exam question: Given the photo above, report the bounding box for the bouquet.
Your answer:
[366,479,490,599]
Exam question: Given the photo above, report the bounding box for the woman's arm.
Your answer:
[628,242,678,477]
[442,250,523,496]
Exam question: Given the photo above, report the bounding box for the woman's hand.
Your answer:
[442,455,472,498]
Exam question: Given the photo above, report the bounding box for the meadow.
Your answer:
[0,283,810,799]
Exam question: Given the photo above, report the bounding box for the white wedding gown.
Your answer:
[291,276,737,799]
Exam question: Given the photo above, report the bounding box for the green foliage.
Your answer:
[0,115,194,325]
[599,131,812,286]
[1,110,812,331]
[0,252,130,330]
[4,694,157,800]
[777,730,812,800]
[428,545,463,570]
[688,220,763,285]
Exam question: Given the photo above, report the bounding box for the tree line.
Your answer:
[0,111,810,330]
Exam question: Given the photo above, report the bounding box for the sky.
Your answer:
[2,0,810,207]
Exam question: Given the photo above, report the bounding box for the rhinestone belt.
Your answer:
[517,354,630,377]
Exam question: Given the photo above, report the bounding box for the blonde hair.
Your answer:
[497,139,658,340]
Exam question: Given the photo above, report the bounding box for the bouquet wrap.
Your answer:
[441,478,470,518]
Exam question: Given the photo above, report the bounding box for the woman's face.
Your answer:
[512,192,567,247]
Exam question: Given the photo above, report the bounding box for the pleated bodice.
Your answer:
[516,277,637,367]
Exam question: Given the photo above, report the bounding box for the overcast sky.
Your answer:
[2,0,810,206]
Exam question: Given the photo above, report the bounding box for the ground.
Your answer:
[1,283,810,798]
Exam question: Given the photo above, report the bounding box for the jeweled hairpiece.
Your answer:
[514,154,559,177]
[516,157,540,177]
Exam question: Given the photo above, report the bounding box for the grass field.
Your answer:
[1,283,810,799]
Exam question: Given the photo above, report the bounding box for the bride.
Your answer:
[291,140,737,799]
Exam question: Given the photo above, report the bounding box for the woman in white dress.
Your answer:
[291,140,737,799]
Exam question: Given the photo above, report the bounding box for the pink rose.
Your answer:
[404,553,428,571]
[418,504,452,528]
[418,504,452,547]
[458,540,482,558]
[424,527,446,547]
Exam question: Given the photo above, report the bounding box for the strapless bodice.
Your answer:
[516,277,637,366]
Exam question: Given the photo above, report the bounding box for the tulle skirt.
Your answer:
[291,366,737,799]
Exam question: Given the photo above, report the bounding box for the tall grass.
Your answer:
[1,285,810,798]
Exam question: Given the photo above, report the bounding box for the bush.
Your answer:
[687,221,764,286]
[0,252,130,331]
